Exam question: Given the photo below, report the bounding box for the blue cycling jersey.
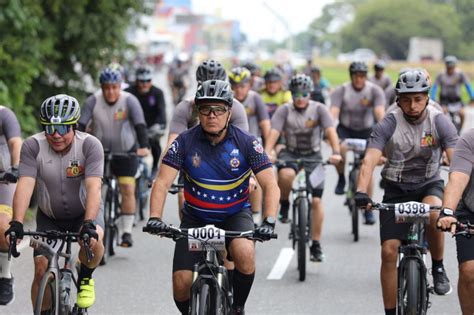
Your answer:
[162,125,272,222]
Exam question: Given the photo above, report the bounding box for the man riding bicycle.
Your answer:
[260,68,292,118]
[5,94,105,309]
[265,74,341,261]
[241,62,264,92]
[145,80,279,315]
[0,105,22,305]
[330,61,385,224]
[354,70,458,315]
[368,60,393,107]
[437,128,474,315]
[430,55,474,130]
[78,66,150,247]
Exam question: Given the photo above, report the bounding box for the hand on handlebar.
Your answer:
[329,153,342,165]
[137,147,150,157]
[354,192,372,209]
[436,210,458,234]
[5,220,24,242]
[254,218,275,241]
[145,217,169,234]
[80,221,99,249]
[3,167,19,183]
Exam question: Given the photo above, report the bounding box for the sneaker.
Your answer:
[0,277,14,305]
[120,232,133,247]
[364,210,376,225]
[432,266,452,295]
[310,243,325,262]
[279,204,290,224]
[232,305,245,315]
[335,176,346,195]
[76,278,95,308]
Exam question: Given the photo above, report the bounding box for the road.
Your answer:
[3,67,469,315]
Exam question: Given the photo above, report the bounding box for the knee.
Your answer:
[120,184,135,197]
[33,259,48,283]
[278,169,295,184]
[381,243,398,264]
[173,271,192,300]
[312,198,322,208]
[232,242,255,273]
[459,262,474,284]
[0,216,9,250]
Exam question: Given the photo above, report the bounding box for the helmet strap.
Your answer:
[202,110,231,142]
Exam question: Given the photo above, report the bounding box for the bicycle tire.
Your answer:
[101,188,113,265]
[198,283,210,315]
[297,197,308,281]
[34,271,58,315]
[291,204,297,249]
[349,169,359,242]
[398,259,421,315]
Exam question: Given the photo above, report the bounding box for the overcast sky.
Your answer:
[191,0,333,43]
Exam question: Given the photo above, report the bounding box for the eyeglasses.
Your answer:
[138,79,151,83]
[44,124,72,136]
[197,105,229,116]
[292,92,310,99]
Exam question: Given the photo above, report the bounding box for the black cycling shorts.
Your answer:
[110,154,139,177]
[379,180,444,243]
[277,149,324,198]
[455,212,474,264]
[336,124,372,140]
[172,209,254,272]
[34,208,105,257]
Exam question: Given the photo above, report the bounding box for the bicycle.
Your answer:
[343,138,367,242]
[8,230,94,315]
[371,201,442,315]
[135,157,151,222]
[445,101,463,134]
[143,224,276,315]
[276,158,327,281]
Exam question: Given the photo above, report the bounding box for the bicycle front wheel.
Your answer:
[198,283,210,315]
[34,271,58,315]
[349,169,359,242]
[398,259,422,315]
[296,197,308,281]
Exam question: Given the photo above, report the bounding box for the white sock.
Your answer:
[0,252,12,278]
[122,214,135,234]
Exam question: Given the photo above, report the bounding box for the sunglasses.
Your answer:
[44,124,72,136]
[138,79,152,83]
[292,92,310,99]
[197,105,229,116]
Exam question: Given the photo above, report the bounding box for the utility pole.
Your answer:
[262,1,293,52]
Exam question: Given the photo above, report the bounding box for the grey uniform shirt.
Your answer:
[241,90,269,137]
[168,98,249,135]
[19,131,104,220]
[368,106,458,190]
[79,90,146,152]
[330,81,385,131]
[435,71,471,101]
[0,106,21,172]
[271,100,334,152]
[368,74,392,90]
[450,129,474,215]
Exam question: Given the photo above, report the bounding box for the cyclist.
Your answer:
[354,70,458,315]
[260,68,292,118]
[265,74,341,261]
[167,56,189,105]
[430,55,474,129]
[242,61,264,92]
[5,94,105,309]
[78,67,149,247]
[229,66,271,221]
[145,80,279,315]
[0,106,21,305]
[368,60,392,106]
[309,66,331,104]
[125,65,167,176]
[330,61,385,224]
[437,128,474,315]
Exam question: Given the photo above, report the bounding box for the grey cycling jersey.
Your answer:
[450,129,474,215]
[252,77,265,92]
[241,90,269,137]
[435,71,470,102]
[385,101,443,116]
[368,74,392,90]
[369,106,458,190]
[330,81,385,131]
[79,90,146,152]
[168,98,249,135]
[19,131,104,220]
[0,106,21,172]
[271,100,333,152]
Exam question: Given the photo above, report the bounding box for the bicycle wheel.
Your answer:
[297,197,308,281]
[291,203,297,249]
[349,169,359,242]
[398,259,421,315]
[34,271,58,315]
[198,283,210,315]
[101,187,117,265]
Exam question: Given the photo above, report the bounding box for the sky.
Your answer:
[191,0,333,43]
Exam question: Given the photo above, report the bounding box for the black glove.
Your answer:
[80,220,98,241]
[146,217,168,234]
[354,192,372,208]
[3,167,19,183]
[255,217,275,241]
[5,220,24,240]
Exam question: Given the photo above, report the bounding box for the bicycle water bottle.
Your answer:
[59,269,73,306]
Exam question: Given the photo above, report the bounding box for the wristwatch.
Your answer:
[440,208,454,217]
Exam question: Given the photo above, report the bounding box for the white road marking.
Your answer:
[267,247,294,280]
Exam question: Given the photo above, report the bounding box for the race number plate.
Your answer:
[188,225,226,251]
[29,235,63,254]
[344,138,367,154]
[394,202,430,223]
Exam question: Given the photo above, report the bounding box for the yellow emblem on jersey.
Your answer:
[421,132,435,147]
[114,109,127,121]
[66,160,85,178]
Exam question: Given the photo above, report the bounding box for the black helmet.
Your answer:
[241,62,259,75]
[196,59,227,83]
[349,61,368,74]
[310,66,321,74]
[374,60,386,71]
[135,66,152,81]
[195,80,234,107]
[288,74,314,94]
[228,67,251,85]
[444,55,458,67]
[395,70,430,95]
[264,68,283,82]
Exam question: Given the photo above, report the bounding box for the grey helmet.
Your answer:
[136,66,153,81]
[264,68,283,82]
[395,70,430,95]
[349,61,368,74]
[444,55,458,67]
[195,80,234,107]
[288,74,314,94]
[374,60,386,71]
[40,94,81,125]
[196,59,227,83]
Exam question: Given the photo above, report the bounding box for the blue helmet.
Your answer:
[99,67,122,84]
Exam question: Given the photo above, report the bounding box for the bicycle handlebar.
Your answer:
[275,159,330,168]
[370,202,442,211]
[168,183,184,195]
